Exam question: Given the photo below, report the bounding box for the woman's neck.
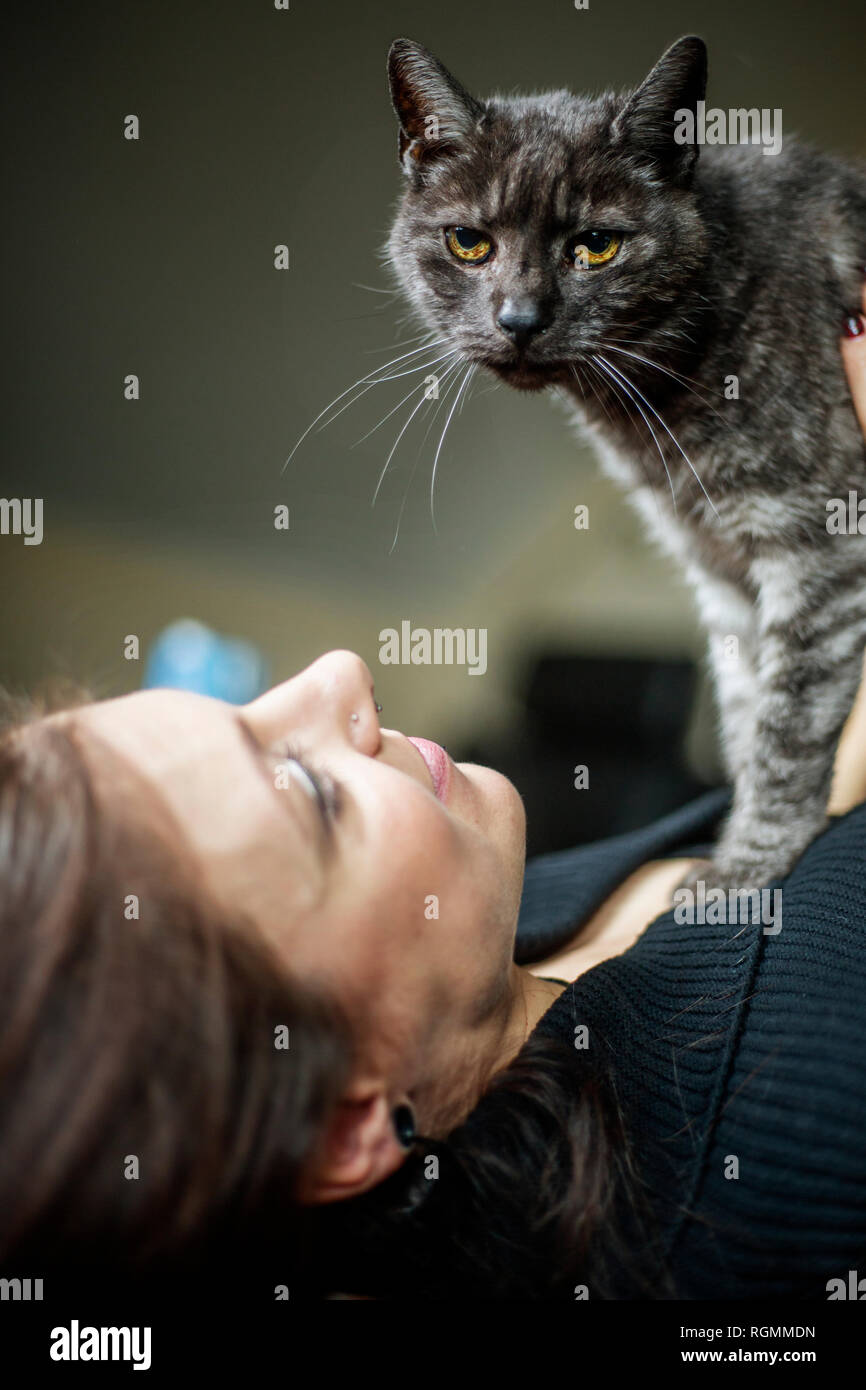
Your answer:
[494,967,567,1073]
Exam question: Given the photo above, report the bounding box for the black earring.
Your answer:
[392,1103,416,1148]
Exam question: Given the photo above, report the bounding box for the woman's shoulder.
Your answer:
[530,793,866,1090]
[528,797,866,1293]
[515,787,730,965]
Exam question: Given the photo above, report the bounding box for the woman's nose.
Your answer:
[308,649,377,722]
[244,649,380,750]
[311,649,375,695]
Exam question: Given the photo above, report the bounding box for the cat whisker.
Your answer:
[369,344,453,382]
[351,351,462,449]
[569,363,587,404]
[311,347,458,446]
[605,339,707,388]
[387,359,468,552]
[281,338,448,474]
[333,308,402,324]
[590,356,679,516]
[603,344,732,430]
[371,390,443,511]
[372,357,466,511]
[574,359,634,444]
[351,282,401,296]
[594,353,720,520]
[579,360,665,520]
[361,336,447,377]
[430,363,476,535]
[604,341,726,407]
[363,329,431,355]
[574,360,623,433]
[471,379,502,401]
[615,320,700,353]
[459,367,479,414]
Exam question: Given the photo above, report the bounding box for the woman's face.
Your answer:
[72,650,527,1139]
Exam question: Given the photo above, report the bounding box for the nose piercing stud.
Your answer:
[350,712,360,723]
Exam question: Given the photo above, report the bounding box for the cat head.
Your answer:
[386,37,709,392]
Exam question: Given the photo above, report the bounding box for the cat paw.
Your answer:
[672,855,784,903]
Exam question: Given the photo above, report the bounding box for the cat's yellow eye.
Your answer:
[568,231,621,269]
[445,226,494,265]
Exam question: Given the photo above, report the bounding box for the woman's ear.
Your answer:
[297,1079,411,1205]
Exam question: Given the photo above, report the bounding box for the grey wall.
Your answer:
[2,0,863,751]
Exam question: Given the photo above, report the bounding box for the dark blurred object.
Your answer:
[458,651,714,857]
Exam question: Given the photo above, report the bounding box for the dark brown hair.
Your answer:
[0,693,355,1278]
[309,1029,668,1300]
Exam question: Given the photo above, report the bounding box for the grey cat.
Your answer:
[385,34,866,892]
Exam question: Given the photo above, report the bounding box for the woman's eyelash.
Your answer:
[276,741,343,822]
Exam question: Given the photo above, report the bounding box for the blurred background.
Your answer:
[2,0,863,854]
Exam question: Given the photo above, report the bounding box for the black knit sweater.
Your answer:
[513,787,866,1298]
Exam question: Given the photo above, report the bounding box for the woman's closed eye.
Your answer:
[236,717,344,836]
[272,742,344,825]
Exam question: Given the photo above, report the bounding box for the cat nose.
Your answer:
[496,297,550,347]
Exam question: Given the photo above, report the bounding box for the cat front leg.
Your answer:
[691,554,866,893]
[689,567,759,783]
[708,629,758,783]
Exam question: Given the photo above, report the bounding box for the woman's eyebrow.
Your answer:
[234,716,327,850]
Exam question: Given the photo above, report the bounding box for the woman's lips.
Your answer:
[406,736,452,803]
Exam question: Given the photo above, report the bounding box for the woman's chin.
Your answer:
[455,762,526,854]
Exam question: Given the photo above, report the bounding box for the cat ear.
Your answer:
[387,38,484,176]
[611,36,707,186]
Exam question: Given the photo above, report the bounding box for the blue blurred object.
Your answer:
[143,619,269,704]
